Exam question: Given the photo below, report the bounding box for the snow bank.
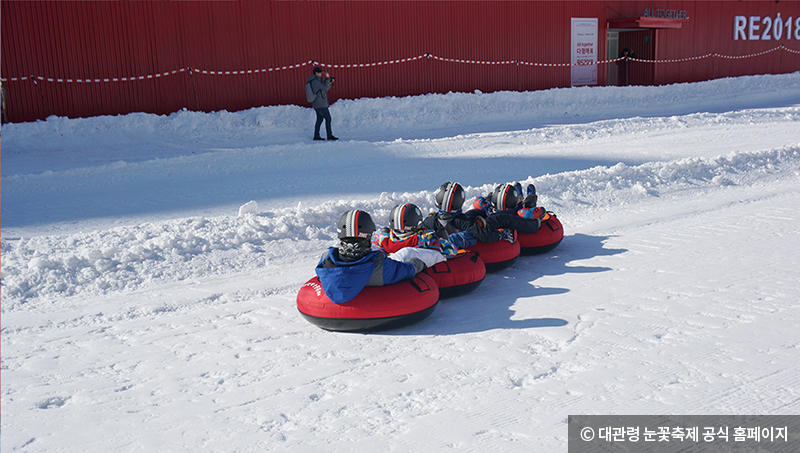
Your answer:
[3,145,798,305]
[5,72,800,161]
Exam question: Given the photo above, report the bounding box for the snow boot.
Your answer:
[523,184,538,208]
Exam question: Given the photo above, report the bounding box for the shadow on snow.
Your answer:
[381,233,627,336]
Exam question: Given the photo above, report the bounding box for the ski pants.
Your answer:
[314,107,333,138]
[448,231,477,249]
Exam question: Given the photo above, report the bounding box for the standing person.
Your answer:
[616,48,632,86]
[306,67,338,141]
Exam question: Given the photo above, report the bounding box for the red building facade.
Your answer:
[2,0,799,123]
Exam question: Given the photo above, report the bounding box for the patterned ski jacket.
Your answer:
[372,228,460,258]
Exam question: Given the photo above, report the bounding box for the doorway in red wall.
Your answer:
[608,29,655,86]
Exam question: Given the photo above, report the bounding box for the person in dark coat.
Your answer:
[465,183,548,233]
[616,48,635,86]
[306,67,338,141]
[315,210,425,303]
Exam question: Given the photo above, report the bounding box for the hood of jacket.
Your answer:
[315,248,379,303]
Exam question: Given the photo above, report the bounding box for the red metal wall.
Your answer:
[2,0,799,123]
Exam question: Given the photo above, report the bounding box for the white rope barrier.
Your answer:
[3,68,189,83]
[193,61,311,75]
[2,46,799,83]
[429,55,516,65]
[319,55,426,69]
[627,53,714,64]
[712,46,780,60]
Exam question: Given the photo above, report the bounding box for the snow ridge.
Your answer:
[3,145,798,305]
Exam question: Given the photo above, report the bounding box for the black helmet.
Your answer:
[337,210,375,239]
[389,203,423,231]
[434,181,465,212]
[492,183,521,210]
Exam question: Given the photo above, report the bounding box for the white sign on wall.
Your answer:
[571,18,598,86]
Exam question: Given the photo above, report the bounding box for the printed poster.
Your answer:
[571,18,598,86]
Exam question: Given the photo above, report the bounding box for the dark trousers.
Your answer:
[314,107,333,138]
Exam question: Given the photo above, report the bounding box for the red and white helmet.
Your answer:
[492,183,521,210]
[337,210,376,239]
[434,181,465,212]
[389,203,423,231]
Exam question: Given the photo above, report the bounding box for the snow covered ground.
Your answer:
[2,73,800,452]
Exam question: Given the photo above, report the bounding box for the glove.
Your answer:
[433,228,450,240]
[518,206,547,220]
[498,229,515,243]
[408,257,427,274]
[437,212,455,227]
[472,196,489,211]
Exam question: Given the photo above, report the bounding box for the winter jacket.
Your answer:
[465,207,541,234]
[315,248,422,304]
[420,210,501,243]
[372,227,460,258]
[307,74,332,109]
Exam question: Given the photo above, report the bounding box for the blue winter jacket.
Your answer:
[315,248,419,304]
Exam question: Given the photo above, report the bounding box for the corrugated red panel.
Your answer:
[2,0,800,123]
[653,0,799,84]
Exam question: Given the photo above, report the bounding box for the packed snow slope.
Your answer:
[2,73,800,452]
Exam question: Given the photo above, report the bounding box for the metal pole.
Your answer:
[31,77,54,117]
[188,68,201,111]
[426,53,433,94]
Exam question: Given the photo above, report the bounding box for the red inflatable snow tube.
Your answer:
[297,273,440,332]
[467,233,521,272]
[518,214,564,255]
[424,251,486,299]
